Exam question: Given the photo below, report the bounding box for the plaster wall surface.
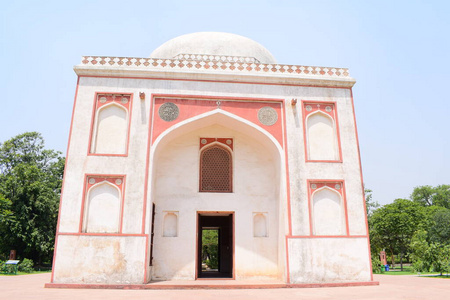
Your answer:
[288,237,371,283]
[53,235,146,284]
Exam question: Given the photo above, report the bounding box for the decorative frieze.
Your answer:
[80,56,350,78]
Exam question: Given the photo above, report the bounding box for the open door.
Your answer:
[197,213,233,278]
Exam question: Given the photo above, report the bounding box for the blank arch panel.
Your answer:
[84,183,120,233]
[312,188,343,235]
[253,213,268,237]
[93,104,127,154]
[163,212,178,237]
[307,113,337,161]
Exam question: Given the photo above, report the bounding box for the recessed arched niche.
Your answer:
[312,188,343,235]
[92,104,128,154]
[306,112,337,161]
[253,213,268,237]
[84,182,121,233]
[163,212,178,237]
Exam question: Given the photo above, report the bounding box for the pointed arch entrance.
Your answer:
[148,108,286,281]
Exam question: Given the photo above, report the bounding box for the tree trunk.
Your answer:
[400,253,403,271]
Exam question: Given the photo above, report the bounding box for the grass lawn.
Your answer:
[378,266,448,277]
[0,270,51,276]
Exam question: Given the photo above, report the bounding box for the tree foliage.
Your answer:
[411,185,450,208]
[369,199,424,270]
[0,132,64,264]
[365,187,379,217]
[410,229,450,275]
[370,184,450,273]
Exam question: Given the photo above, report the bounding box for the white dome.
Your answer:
[150,32,277,64]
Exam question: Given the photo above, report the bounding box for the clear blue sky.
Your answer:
[1,0,449,205]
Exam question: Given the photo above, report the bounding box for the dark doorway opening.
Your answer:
[197,213,233,279]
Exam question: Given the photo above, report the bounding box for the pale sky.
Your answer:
[1,0,449,205]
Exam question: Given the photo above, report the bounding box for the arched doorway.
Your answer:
[148,110,285,281]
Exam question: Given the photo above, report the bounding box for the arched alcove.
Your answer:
[306,112,337,160]
[92,104,128,154]
[163,212,178,237]
[253,213,268,237]
[312,187,343,235]
[84,182,121,233]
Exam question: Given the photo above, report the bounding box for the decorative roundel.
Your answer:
[99,97,107,103]
[88,178,96,184]
[325,106,332,112]
[201,139,207,145]
[226,139,232,145]
[115,179,122,185]
[121,97,128,104]
[159,102,179,122]
[258,106,278,126]
[335,184,341,190]
[305,105,312,112]
[311,184,317,190]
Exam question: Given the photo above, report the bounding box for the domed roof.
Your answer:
[150,32,277,64]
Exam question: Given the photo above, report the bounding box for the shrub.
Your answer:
[372,255,384,274]
[18,258,34,273]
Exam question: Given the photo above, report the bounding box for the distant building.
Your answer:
[50,32,373,285]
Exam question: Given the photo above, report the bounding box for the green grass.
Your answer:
[378,266,445,276]
[0,270,51,276]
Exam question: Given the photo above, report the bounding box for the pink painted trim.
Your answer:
[57,232,146,237]
[342,181,350,236]
[143,235,149,283]
[141,94,155,234]
[285,236,290,283]
[87,92,133,157]
[78,174,126,234]
[151,93,284,103]
[301,100,343,163]
[50,76,80,283]
[44,280,378,290]
[79,75,353,90]
[349,88,374,281]
[281,100,292,283]
[288,235,368,239]
[287,281,379,288]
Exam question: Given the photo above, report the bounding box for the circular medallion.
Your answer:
[335,184,341,190]
[88,178,96,185]
[115,179,122,185]
[121,97,128,104]
[305,105,312,112]
[311,184,317,190]
[325,106,332,112]
[201,139,207,145]
[159,102,179,122]
[226,139,232,145]
[99,97,107,103]
[258,106,278,126]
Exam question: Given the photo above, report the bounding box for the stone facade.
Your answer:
[51,32,373,285]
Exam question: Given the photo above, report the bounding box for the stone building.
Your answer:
[50,32,374,286]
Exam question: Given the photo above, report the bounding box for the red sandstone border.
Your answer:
[44,281,379,290]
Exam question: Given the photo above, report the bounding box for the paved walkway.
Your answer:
[1,273,449,300]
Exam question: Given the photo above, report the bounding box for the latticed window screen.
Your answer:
[200,145,232,192]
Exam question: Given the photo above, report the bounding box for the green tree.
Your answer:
[369,199,424,270]
[365,187,379,217]
[410,229,450,276]
[429,209,450,245]
[0,132,64,265]
[411,185,450,208]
